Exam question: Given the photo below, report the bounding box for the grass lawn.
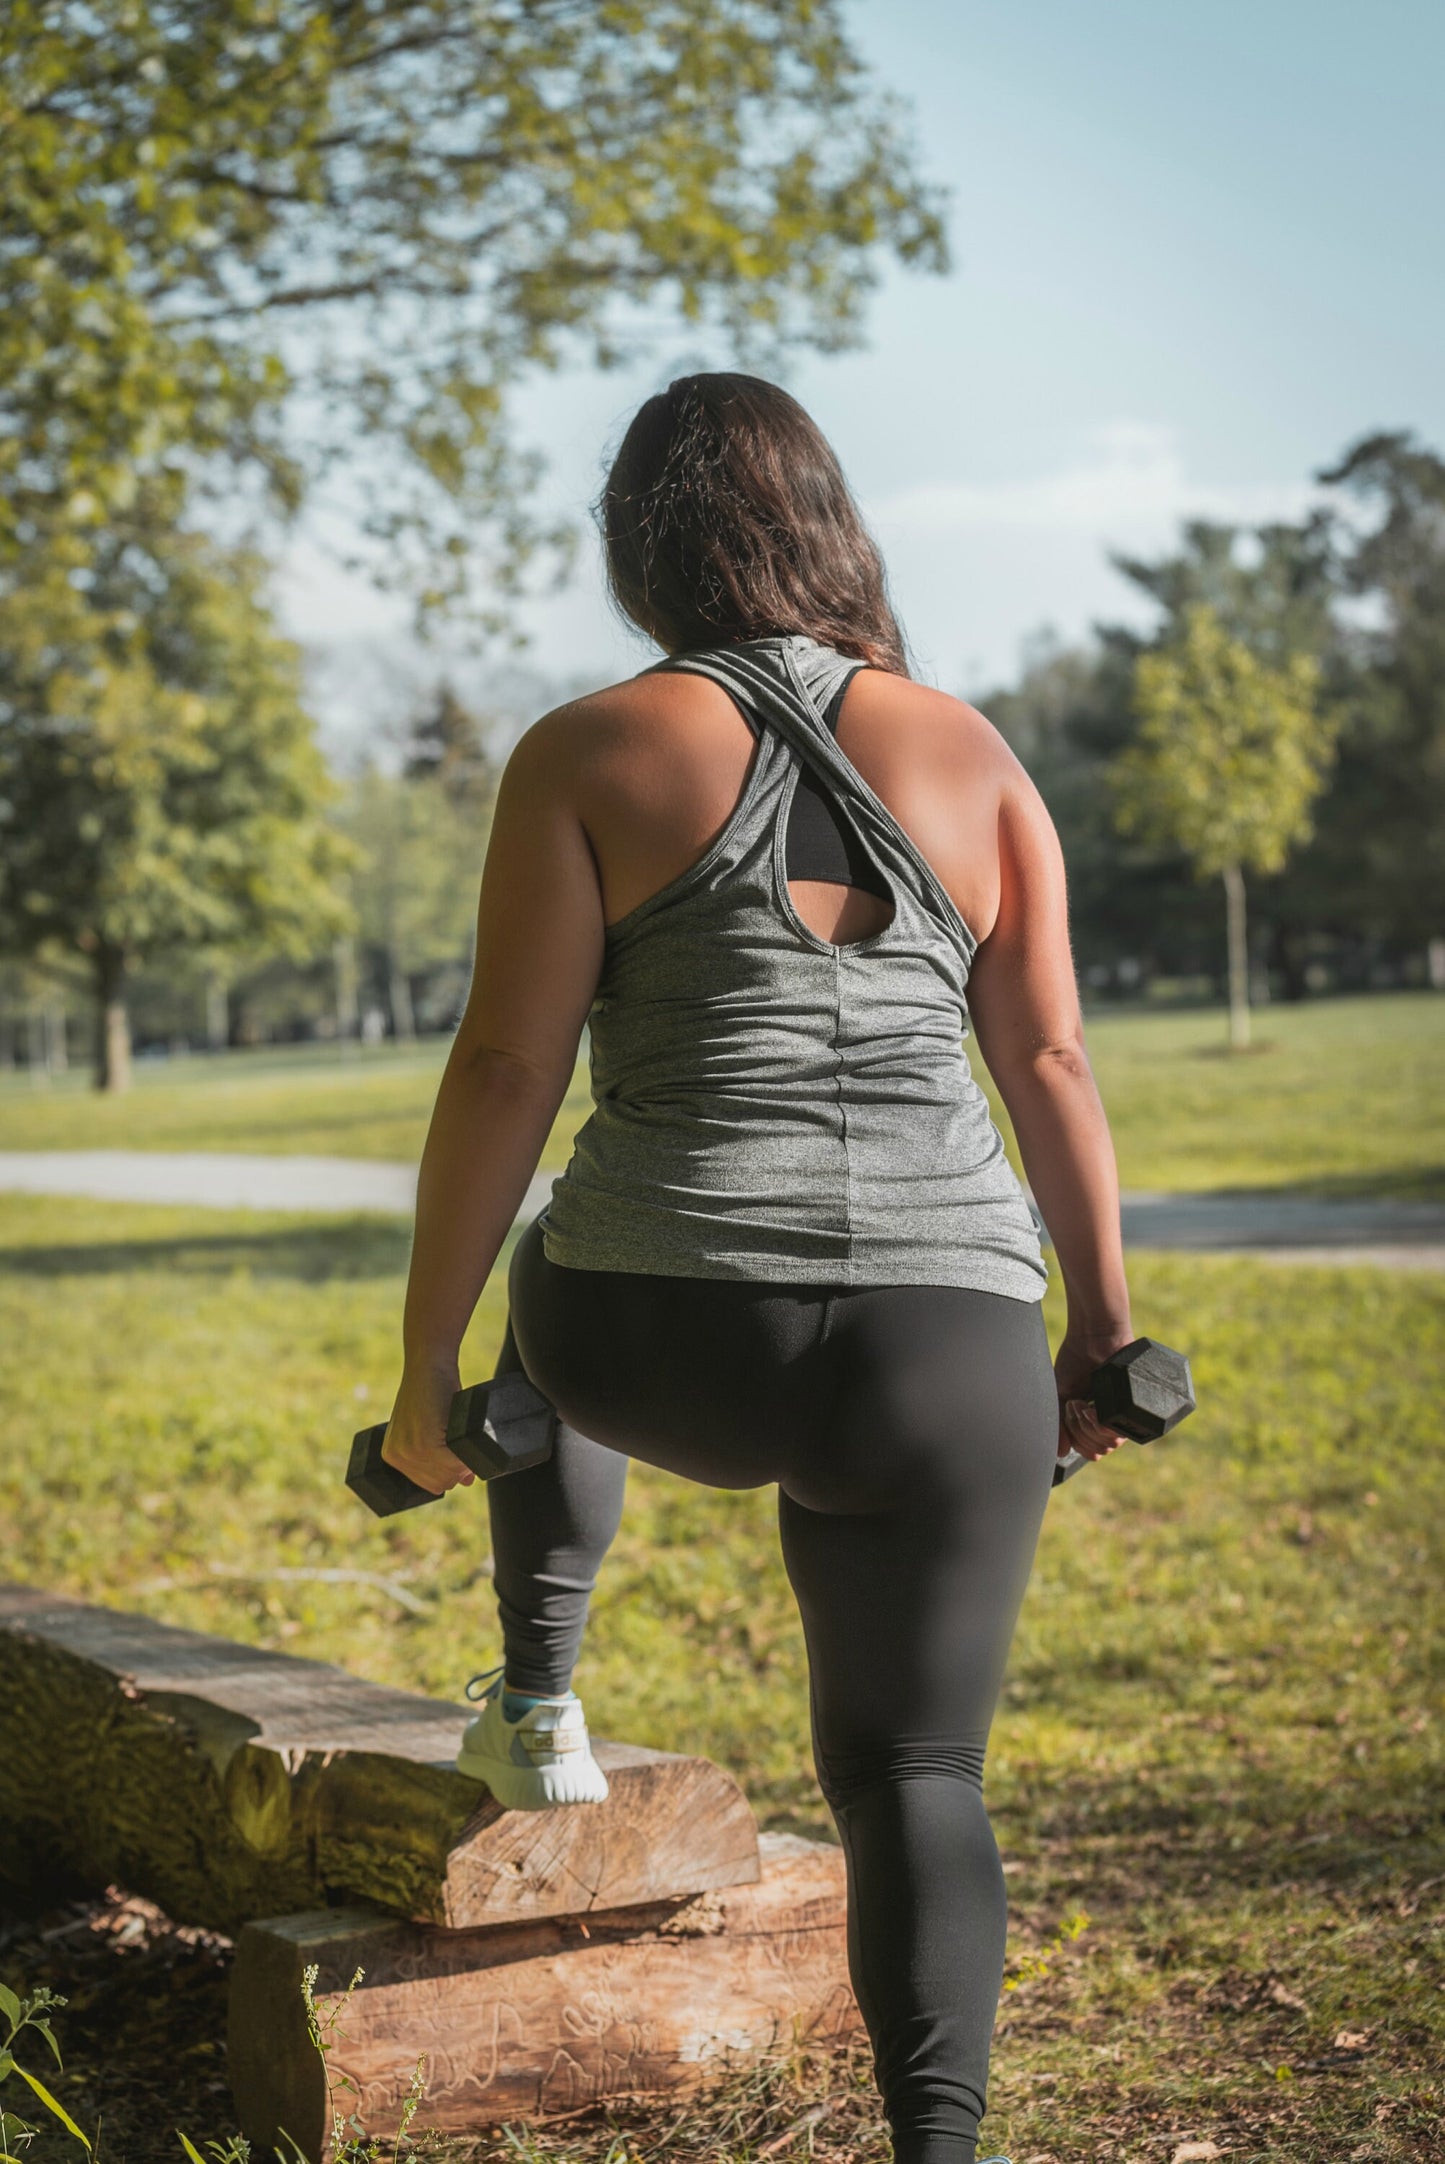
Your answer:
[0,1193,1440,2162]
[2,990,1442,1197]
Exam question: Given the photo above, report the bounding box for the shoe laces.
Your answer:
[464,1663,506,1703]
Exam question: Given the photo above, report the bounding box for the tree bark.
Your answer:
[229,1834,859,2159]
[1269,918,1308,1003]
[205,972,230,1050]
[388,948,416,1041]
[0,1585,760,1935]
[334,935,359,1043]
[1222,862,1250,1051]
[93,948,132,1092]
[26,1006,48,1085]
[45,995,68,1074]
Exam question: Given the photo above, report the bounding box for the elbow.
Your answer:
[991,1027,1094,1098]
[1029,1031,1092,1086]
[452,1038,565,1105]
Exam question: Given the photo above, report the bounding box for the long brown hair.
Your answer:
[598,373,910,675]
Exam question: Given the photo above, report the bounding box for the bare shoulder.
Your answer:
[844,672,1023,793]
[506,666,750,811]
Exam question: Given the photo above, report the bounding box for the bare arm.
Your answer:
[966,758,1134,1462]
[383,711,606,1495]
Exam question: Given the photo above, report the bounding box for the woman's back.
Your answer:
[556,646,1013,948]
[539,635,1048,1297]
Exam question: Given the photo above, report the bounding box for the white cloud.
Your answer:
[869,422,1319,539]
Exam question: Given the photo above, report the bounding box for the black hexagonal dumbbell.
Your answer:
[346,1371,557,1517]
[1053,1336,1196,1488]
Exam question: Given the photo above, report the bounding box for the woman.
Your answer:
[382,373,1134,2164]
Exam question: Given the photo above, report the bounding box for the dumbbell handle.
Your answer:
[1052,1335,1195,1488]
[347,1370,555,1517]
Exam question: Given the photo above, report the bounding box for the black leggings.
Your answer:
[492,1214,1058,2164]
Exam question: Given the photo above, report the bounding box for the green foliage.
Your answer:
[402,683,498,813]
[340,764,488,1024]
[1314,432,1445,946]
[0,1956,421,2163]
[0,1981,89,2157]
[176,2138,252,2164]
[298,1964,426,2164]
[1110,512,1337,669]
[1111,602,1334,883]
[0,0,946,622]
[0,521,355,1081]
[984,451,1445,990]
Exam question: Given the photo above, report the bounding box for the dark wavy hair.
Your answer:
[598,372,910,675]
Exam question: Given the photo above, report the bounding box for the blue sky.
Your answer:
[282,0,1445,739]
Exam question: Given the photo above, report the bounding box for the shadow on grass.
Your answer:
[994,1769,1444,1906]
[1195,1166,1445,1205]
[0,1215,415,1281]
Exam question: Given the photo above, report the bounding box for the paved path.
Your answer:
[2,1150,1442,1266]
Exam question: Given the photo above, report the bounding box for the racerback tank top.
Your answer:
[540,633,1048,1298]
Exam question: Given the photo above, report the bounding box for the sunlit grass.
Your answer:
[1,1194,1440,2161]
[2,991,1442,1197]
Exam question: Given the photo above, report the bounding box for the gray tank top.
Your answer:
[540,633,1048,1300]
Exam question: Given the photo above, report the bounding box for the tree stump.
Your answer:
[229,1833,859,2159]
[0,1586,759,1931]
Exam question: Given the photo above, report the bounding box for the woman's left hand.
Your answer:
[381,1362,477,1496]
[1053,1328,1132,1465]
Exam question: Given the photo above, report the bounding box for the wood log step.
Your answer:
[0,1585,759,1932]
[229,1832,860,2159]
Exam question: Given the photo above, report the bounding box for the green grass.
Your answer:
[2,991,1442,1196]
[0,1193,1440,2162]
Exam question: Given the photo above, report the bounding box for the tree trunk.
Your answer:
[93,949,132,1092]
[45,995,68,1074]
[205,972,230,1050]
[1269,918,1309,1003]
[1222,862,1250,1051]
[26,1006,49,1087]
[388,948,416,1041]
[230,1834,858,2159]
[334,935,359,1044]
[0,1584,761,1934]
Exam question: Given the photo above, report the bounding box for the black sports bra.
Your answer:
[783,671,891,900]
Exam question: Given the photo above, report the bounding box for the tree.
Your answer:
[0,529,353,1088]
[1109,605,1335,1049]
[2,1,947,622]
[340,763,486,1040]
[403,681,497,812]
[1313,433,1445,962]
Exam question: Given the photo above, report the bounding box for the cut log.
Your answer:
[0,1586,758,1932]
[229,1832,860,2159]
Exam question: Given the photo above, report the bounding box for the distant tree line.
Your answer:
[0,662,509,1084]
[3,431,1444,1086]
[981,431,1445,1012]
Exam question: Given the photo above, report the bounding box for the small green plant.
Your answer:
[0,1964,427,2164]
[0,1982,91,2158]
[177,2138,253,2163]
[290,1964,425,2164]
[1002,1907,1090,1993]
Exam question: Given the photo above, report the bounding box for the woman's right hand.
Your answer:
[1053,1327,1134,1466]
[381,1362,478,1496]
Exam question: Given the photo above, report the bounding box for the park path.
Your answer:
[1,1149,1443,1266]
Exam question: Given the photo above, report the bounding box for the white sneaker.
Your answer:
[455,1665,610,1809]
